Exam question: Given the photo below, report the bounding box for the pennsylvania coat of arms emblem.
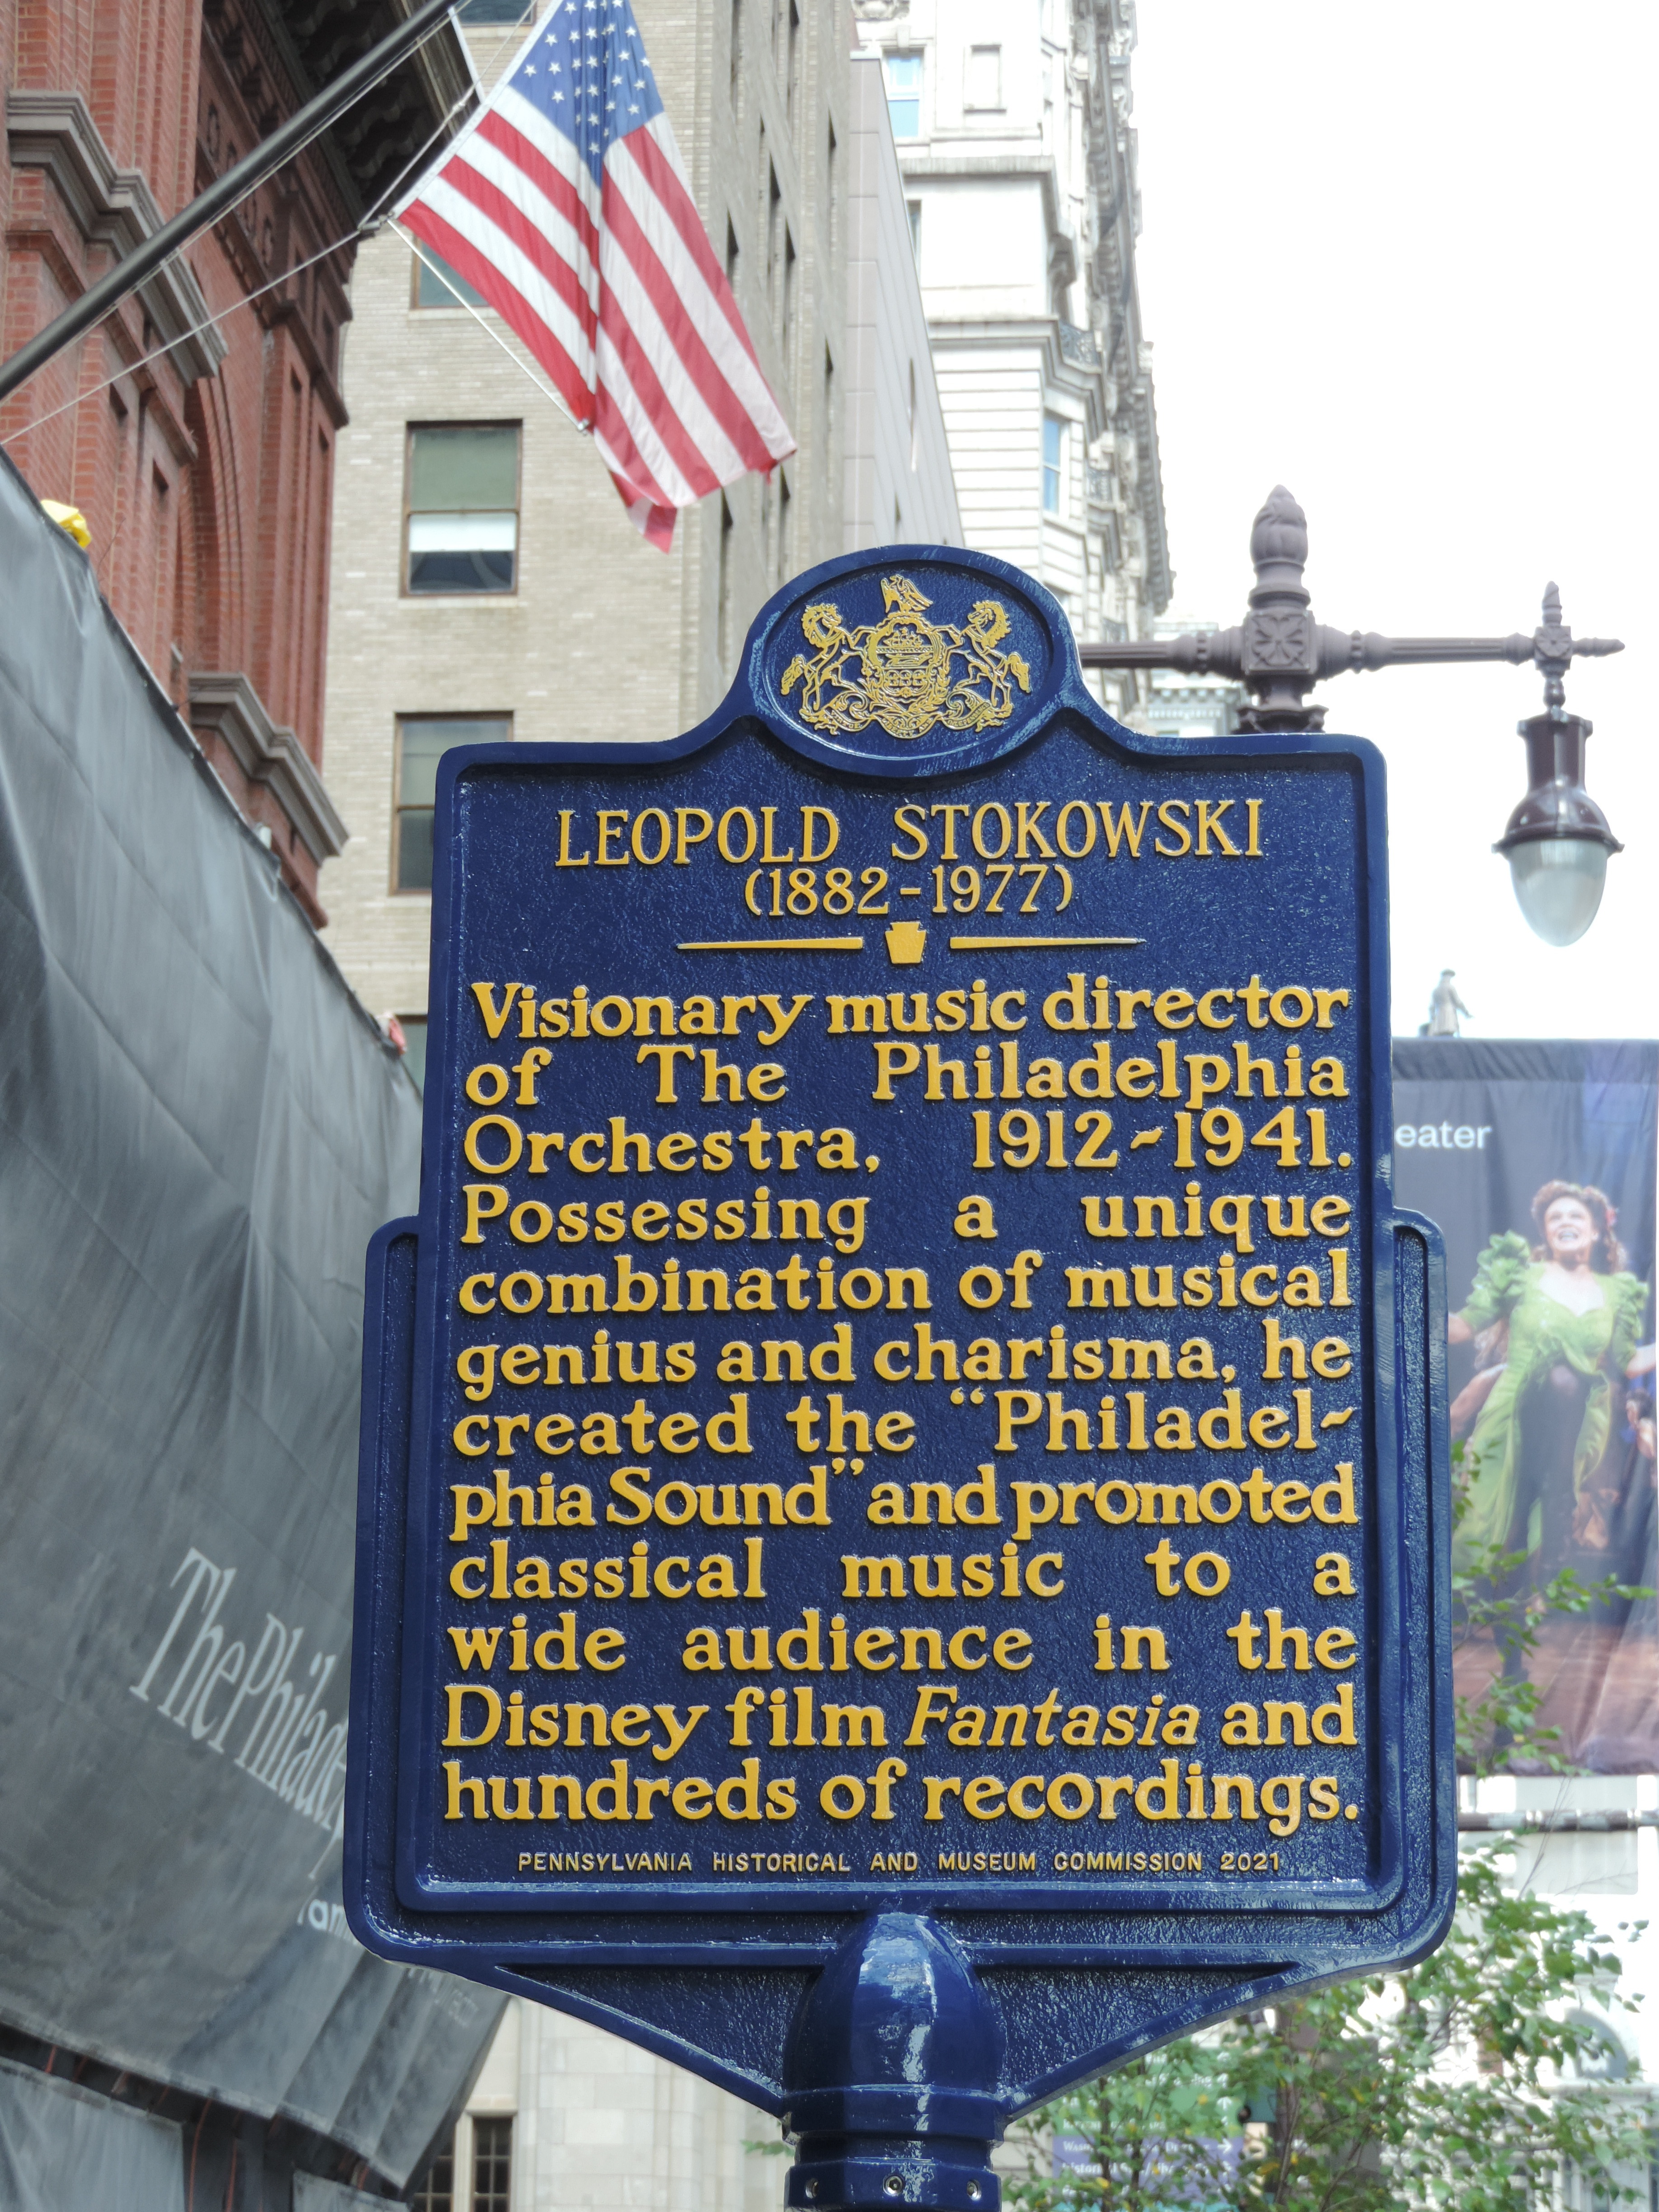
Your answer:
[781,573,1031,741]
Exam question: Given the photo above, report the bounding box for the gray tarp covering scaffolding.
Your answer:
[0,454,499,2188]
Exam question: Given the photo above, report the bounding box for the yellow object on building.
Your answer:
[40,499,89,549]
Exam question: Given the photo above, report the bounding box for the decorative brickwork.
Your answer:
[0,0,469,921]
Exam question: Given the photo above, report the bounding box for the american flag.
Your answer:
[397,0,793,550]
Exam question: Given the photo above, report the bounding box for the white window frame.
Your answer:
[1042,414,1065,516]
[884,51,923,140]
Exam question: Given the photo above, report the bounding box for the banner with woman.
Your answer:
[1393,1040,1657,1770]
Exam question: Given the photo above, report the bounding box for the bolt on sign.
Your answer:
[347,548,1456,2210]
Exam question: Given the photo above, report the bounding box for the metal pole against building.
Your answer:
[0,0,462,408]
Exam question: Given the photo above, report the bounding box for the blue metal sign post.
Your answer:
[347,547,1455,2209]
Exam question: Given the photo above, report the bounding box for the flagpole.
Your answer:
[0,0,464,408]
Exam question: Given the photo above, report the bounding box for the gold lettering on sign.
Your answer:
[438,706,1370,1865]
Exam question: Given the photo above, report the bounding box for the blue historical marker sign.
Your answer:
[347,547,1454,2206]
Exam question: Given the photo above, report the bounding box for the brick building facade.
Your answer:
[0,0,471,920]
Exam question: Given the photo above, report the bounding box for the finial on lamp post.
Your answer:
[1248,485,1311,593]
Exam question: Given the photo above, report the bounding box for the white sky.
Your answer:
[1130,2,1656,1042]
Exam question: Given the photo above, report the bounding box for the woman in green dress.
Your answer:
[1449,1181,1648,1575]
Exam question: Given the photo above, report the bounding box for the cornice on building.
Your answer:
[898,148,1063,233]
[898,149,1092,358]
[189,671,349,866]
[5,92,229,387]
[1125,364,1170,615]
[923,312,1098,388]
[1068,0,1169,619]
[248,0,477,225]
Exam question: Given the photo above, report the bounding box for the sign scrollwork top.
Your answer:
[781,573,1032,741]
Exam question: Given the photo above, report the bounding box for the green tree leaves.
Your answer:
[1006,1854,1649,2212]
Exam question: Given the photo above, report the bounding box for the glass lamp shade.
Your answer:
[1496,710,1621,947]
[1505,835,1609,947]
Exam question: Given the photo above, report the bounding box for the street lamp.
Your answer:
[1079,486,1624,946]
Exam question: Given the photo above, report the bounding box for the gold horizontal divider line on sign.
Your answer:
[948,934,1145,950]
[676,936,866,951]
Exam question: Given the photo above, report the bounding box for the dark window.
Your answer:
[413,247,488,309]
[473,2115,513,2212]
[405,424,520,594]
[394,716,512,891]
[410,2133,454,2212]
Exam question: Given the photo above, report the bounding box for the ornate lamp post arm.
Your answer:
[0,0,461,408]
[1078,486,1625,947]
[1077,486,1622,732]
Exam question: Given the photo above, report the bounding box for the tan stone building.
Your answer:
[417,1995,782,2212]
[319,0,959,1084]
[853,0,1171,718]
